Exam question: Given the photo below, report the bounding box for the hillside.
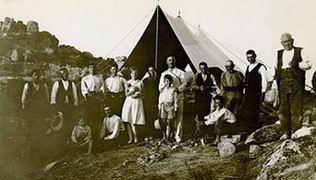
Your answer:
[0,17,114,78]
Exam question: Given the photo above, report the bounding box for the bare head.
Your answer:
[147,66,156,77]
[199,61,208,74]
[130,66,138,80]
[225,60,235,72]
[78,117,85,126]
[163,74,173,87]
[246,50,257,64]
[88,64,96,75]
[110,64,118,76]
[59,68,69,81]
[281,33,294,51]
[213,95,224,109]
[166,56,176,69]
[104,106,112,117]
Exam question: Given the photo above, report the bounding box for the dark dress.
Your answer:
[143,76,159,137]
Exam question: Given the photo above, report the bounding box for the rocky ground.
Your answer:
[26,131,316,180]
[1,88,315,180]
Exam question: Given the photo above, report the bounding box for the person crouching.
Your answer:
[196,95,236,145]
[71,117,93,155]
[158,74,178,142]
[98,106,125,151]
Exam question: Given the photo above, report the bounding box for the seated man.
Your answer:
[196,95,236,145]
[99,106,125,150]
[71,117,93,155]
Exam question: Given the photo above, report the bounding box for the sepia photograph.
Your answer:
[0,0,316,179]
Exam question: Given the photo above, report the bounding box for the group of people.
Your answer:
[21,32,312,154]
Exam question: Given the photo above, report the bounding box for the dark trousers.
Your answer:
[144,100,159,138]
[84,96,103,142]
[107,92,125,116]
[195,92,212,120]
[222,91,243,114]
[196,124,214,139]
[93,134,126,153]
[278,78,303,136]
[56,103,75,139]
[214,120,235,136]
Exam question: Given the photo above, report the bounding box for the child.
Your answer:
[158,74,178,142]
[71,117,93,154]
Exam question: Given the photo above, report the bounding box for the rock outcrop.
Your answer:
[245,124,282,145]
[0,17,114,77]
[26,21,39,34]
[257,134,316,180]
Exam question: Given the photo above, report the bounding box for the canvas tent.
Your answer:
[123,5,241,77]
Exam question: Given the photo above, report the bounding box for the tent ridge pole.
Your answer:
[155,5,159,69]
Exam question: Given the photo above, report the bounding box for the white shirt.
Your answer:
[50,80,78,106]
[278,48,312,70]
[204,107,236,126]
[105,75,126,93]
[158,86,178,109]
[101,114,125,140]
[246,61,268,92]
[159,67,187,99]
[81,74,105,99]
[21,82,49,104]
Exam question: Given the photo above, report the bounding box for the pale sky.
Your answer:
[1,0,316,85]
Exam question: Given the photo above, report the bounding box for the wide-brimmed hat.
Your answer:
[46,111,64,134]
[154,119,161,130]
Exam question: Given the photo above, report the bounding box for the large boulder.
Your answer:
[1,17,14,33]
[249,144,262,159]
[292,126,316,139]
[26,21,39,33]
[218,141,236,157]
[246,124,282,145]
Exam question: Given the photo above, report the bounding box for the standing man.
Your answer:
[143,66,159,139]
[81,64,105,142]
[51,68,78,137]
[274,33,312,140]
[238,50,268,132]
[104,64,127,116]
[21,69,50,144]
[220,60,244,114]
[195,62,220,120]
[159,56,187,143]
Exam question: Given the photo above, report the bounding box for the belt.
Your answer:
[163,101,174,106]
[223,86,242,92]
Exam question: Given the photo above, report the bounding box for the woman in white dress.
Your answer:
[121,67,145,143]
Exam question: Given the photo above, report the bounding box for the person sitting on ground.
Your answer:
[100,106,125,141]
[71,117,92,154]
[196,95,236,145]
[158,74,178,142]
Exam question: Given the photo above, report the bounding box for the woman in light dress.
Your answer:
[121,67,145,143]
